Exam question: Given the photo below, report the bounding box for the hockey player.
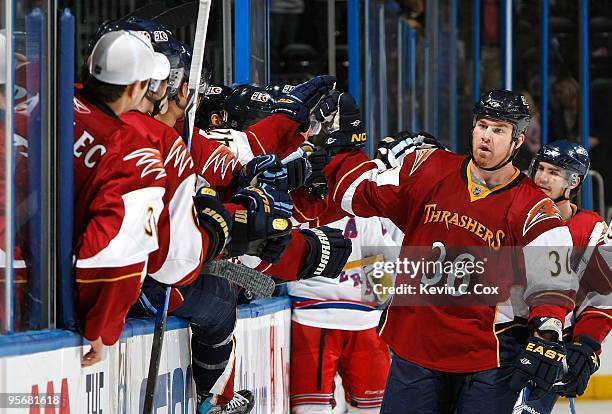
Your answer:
[288,216,397,414]
[73,30,171,366]
[195,84,233,131]
[316,89,577,413]
[108,20,293,413]
[187,80,353,413]
[518,140,611,413]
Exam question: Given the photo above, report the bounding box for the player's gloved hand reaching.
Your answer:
[509,335,567,400]
[323,92,367,155]
[302,142,330,199]
[272,75,337,127]
[376,131,445,169]
[226,182,293,263]
[556,334,601,397]
[298,226,352,279]
[193,187,232,261]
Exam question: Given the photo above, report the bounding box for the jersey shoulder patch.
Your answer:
[409,149,437,176]
[523,197,563,237]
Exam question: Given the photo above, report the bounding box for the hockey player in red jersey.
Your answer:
[73,30,171,366]
[517,140,611,413]
[315,89,577,413]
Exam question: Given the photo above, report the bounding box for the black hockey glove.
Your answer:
[284,150,312,191]
[556,334,601,397]
[298,227,352,280]
[193,187,232,261]
[237,154,286,189]
[303,145,330,199]
[510,336,567,399]
[226,183,293,262]
[323,92,366,155]
[272,75,337,126]
[312,90,340,123]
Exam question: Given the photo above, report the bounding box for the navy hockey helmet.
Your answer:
[264,84,295,100]
[195,84,233,130]
[529,140,590,195]
[472,88,531,139]
[223,84,275,130]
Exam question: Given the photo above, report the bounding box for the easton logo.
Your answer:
[123,148,167,180]
[522,198,562,236]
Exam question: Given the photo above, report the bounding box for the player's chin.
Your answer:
[473,152,493,168]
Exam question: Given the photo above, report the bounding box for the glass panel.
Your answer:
[249,0,269,85]
[270,0,328,85]
[588,0,612,214]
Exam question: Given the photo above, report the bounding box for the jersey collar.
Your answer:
[464,159,522,202]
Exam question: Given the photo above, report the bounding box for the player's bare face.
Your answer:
[471,117,515,168]
[533,161,568,199]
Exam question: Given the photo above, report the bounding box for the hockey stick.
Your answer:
[143,3,212,412]
[202,260,276,298]
[185,0,212,150]
[143,285,171,414]
[343,254,385,272]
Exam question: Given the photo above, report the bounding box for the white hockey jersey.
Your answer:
[287,216,399,330]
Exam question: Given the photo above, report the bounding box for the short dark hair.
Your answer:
[80,64,127,104]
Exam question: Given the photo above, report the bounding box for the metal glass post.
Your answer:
[378,3,387,140]
[4,0,15,334]
[223,0,233,84]
[397,19,404,132]
[450,0,459,152]
[579,0,591,209]
[501,0,513,89]
[473,0,481,101]
[347,0,361,105]
[327,0,336,77]
[235,0,251,84]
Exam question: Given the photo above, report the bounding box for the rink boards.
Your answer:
[0,297,291,414]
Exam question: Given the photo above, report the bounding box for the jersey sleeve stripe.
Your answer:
[76,270,142,284]
[247,130,267,155]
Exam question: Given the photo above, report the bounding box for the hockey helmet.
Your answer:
[529,140,590,194]
[223,84,274,130]
[195,84,233,130]
[264,83,295,100]
[472,89,531,139]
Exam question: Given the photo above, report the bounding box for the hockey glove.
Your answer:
[557,334,601,397]
[226,183,293,262]
[298,227,352,279]
[272,75,337,125]
[237,154,285,189]
[303,145,330,199]
[284,150,312,191]
[193,187,232,261]
[312,90,340,123]
[509,336,567,399]
[324,92,366,155]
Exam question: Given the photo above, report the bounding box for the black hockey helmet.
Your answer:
[223,84,274,130]
[264,83,295,100]
[470,88,531,171]
[195,84,233,130]
[529,140,590,198]
[472,88,531,139]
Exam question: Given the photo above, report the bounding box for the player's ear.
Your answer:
[211,113,223,126]
[515,132,525,149]
[181,81,189,99]
[569,174,581,190]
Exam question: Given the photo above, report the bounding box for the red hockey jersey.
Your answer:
[323,148,575,372]
[121,111,210,287]
[73,91,166,345]
[567,208,612,344]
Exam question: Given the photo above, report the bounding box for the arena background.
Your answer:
[0,0,611,413]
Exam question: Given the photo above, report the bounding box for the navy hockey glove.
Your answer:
[324,92,366,155]
[237,154,285,189]
[298,227,352,279]
[510,336,567,399]
[226,183,293,262]
[193,187,232,261]
[302,144,330,199]
[284,150,312,191]
[312,90,340,123]
[557,334,601,397]
[272,75,337,125]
